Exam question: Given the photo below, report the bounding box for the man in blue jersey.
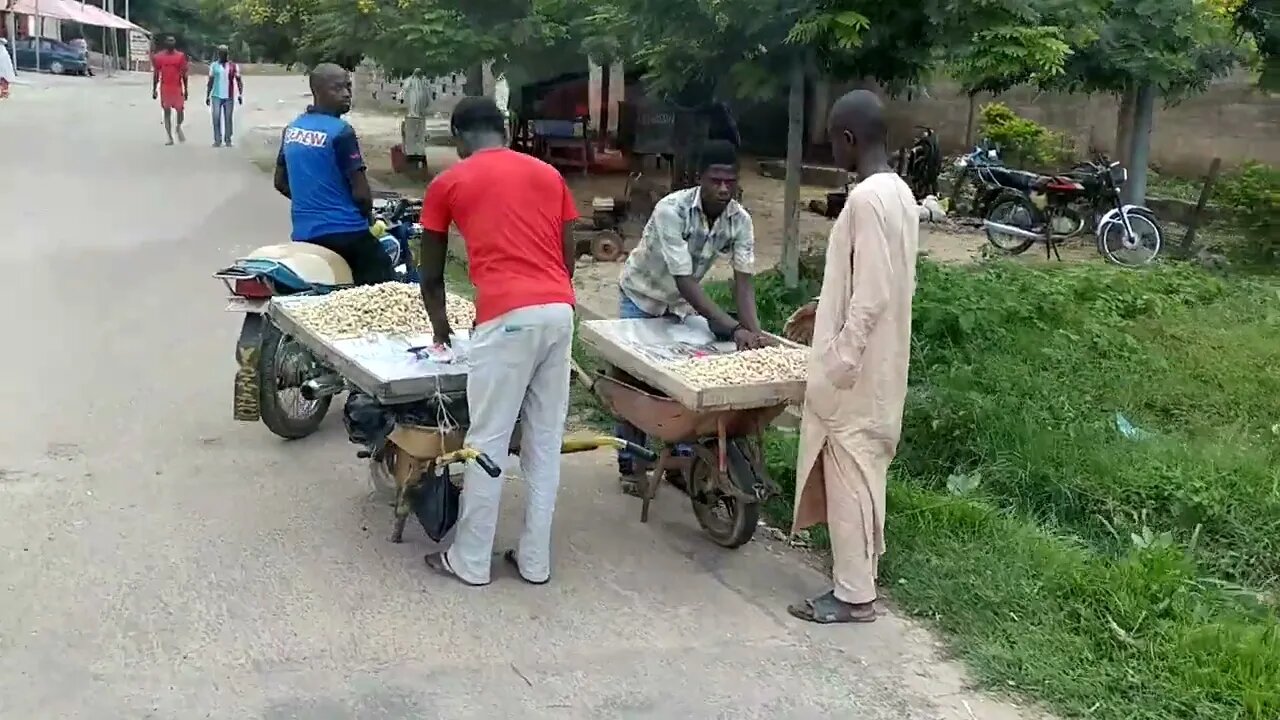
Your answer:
[273,63,392,285]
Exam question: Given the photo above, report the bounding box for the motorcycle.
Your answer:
[213,193,426,439]
[896,125,943,200]
[947,145,1026,219]
[982,160,1164,267]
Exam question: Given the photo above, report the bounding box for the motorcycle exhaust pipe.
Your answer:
[983,220,1043,241]
[300,374,345,401]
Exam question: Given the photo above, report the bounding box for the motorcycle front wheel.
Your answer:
[1098,212,1163,267]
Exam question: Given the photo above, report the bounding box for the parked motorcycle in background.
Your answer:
[982,160,1164,267]
[947,144,1015,218]
[896,125,943,200]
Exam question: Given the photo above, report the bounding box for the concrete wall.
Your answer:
[352,60,495,116]
[821,73,1279,176]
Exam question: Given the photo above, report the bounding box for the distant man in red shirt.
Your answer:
[151,34,189,145]
[418,96,578,587]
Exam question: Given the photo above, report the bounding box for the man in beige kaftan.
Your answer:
[789,90,920,624]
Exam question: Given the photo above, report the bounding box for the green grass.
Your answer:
[729,260,1280,720]
[1149,171,1206,203]
[456,239,1280,718]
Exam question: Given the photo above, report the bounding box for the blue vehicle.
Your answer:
[12,37,90,76]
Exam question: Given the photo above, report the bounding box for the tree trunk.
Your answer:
[1114,85,1137,168]
[1124,83,1156,206]
[1178,157,1222,257]
[963,91,978,148]
[781,53,805,290]
[464,63,484,96]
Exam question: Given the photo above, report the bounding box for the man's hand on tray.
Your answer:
[732,327,776,351]
[433,324,454,348]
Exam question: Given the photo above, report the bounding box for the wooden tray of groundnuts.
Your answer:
[578,317,809,412]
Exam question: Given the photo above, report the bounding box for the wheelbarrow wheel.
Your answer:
[689,442,760,549]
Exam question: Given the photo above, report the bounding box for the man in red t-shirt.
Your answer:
[151,35,189,145]
[418,96,578,587]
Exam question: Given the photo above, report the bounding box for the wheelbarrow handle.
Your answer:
[621,440,658,463]
[436,447,503,478]
[559,435,658,463]
[473,452,502,478]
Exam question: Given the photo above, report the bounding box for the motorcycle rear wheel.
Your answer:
[984,195,1038,255]
[258,323,332,439]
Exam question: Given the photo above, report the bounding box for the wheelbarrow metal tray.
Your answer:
[592,374,788,443]
[269,295,470,405]
[578,317,806,412]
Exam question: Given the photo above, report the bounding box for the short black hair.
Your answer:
[450,96,505,135]
[698,140,739,172]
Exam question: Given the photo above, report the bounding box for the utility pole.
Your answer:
[33,0,39,71]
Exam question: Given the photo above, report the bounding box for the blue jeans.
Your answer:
[211,97,235,145]
[615,290,693,474]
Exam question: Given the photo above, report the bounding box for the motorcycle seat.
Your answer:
[245,243,355,287]
[986,166,1049,192]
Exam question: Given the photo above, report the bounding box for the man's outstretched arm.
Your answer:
[419,176,455,346]
[417,231,453,346]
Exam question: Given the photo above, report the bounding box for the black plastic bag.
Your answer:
[343,391,394,448]
[410,465,461,543]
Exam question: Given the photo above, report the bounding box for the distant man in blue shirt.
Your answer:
[273,63,392,285]
[205,45,243,148]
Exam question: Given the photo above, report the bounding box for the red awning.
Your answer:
[5,0,147,32]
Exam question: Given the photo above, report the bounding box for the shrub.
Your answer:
[979,101,1075,169]
[1214,162,1280,266]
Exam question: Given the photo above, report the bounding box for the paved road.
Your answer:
[0,73,1037,720]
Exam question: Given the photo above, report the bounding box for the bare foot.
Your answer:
[176,127,186,143]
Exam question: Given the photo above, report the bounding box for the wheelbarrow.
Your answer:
[369,420,655,543]
[590,373,785,548]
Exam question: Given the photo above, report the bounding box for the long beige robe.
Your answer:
[792,172,919,604]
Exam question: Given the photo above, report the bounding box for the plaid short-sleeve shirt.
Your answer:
[618,187,755,317]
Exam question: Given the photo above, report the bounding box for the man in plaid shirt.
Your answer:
[614,140,772,495]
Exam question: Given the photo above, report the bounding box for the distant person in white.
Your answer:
[0,38,15,100]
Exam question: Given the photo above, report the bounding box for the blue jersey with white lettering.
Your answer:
[277,110,369,241]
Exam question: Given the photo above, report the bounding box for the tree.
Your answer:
[600,0,1083,287]
[1233,0,1280,88]
[1050,0,1242,202]
[221,0,600,80]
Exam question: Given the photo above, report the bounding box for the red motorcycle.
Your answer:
[982,159,1164,267]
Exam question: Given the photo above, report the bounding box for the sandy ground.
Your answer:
[0,72,1049,719]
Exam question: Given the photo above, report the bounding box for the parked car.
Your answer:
[12,37,90,76]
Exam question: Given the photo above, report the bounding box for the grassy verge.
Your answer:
[710,259,1280,720]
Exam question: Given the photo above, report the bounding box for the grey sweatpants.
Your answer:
[446,303,574,585]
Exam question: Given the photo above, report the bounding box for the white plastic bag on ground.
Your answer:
[918,195,947,223]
